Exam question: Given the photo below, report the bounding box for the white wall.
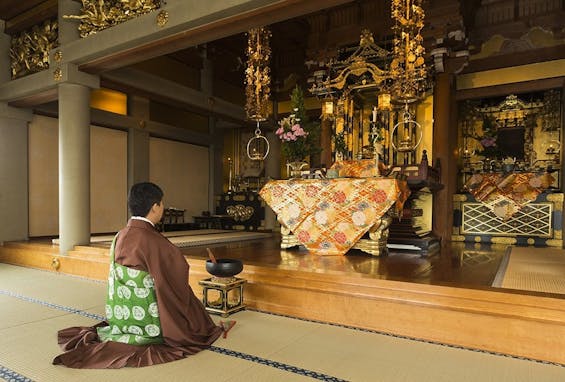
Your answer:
[28,115,58,236]
[28,115,128,236]
[91,126,128,233]
[0,114,29,242]
[149,137,209,221]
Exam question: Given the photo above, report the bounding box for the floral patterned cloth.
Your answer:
[259,178,410,256]
[465,172,554,220]
[329,159,379,178]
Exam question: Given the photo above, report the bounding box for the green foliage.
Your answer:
[333,131,347,157]
[276,86,320,162]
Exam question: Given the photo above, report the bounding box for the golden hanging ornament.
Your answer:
[244,27,272,122]
[389,0,429,103]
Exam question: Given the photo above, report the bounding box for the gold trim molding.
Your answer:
[491,237,517,245]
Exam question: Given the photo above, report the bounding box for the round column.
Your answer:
[58,83,91,254]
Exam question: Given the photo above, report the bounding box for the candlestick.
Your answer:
[228,157,233,193]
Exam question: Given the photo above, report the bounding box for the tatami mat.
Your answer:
[493,246,565,295]
[1,263,564,382]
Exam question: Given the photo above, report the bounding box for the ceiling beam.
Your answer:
[101,67,246,124]
[72,0,354,73]
[4,0,57,35]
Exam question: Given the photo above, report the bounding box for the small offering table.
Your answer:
[259,178,409,256]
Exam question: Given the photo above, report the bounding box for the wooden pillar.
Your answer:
[320,118,333,168]
[432,72,458,242]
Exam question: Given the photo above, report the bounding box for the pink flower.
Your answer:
[292,124,300,131]
[275,127,283,135]
[295,127,307,136]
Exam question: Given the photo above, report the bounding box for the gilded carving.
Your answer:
[53,68,63,81]
[451,235,465,242]
[156,10,169,27]
[554,229,562,240]
[226,205,254,222]
[64,0,162,38]
[10,19,59,79]
[53,50,63,63]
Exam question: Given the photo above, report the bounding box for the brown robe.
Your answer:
[53,219,223,368]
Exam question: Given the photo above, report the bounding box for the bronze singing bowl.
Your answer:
[206,259,243,277]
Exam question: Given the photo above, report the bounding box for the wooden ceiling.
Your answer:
[0,0,57,35]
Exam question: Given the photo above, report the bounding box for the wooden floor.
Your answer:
[180,238,511,291]
[2,234,565,365]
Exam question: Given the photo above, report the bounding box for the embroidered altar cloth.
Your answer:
[329,159,379,178]
[259,178,409,256]
[465,172,554,220]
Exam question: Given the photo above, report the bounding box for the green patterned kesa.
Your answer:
[97,235,164,345]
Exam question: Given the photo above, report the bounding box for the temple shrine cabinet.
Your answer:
[452,90,563,247]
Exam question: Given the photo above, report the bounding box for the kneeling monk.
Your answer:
[53,182,223,368]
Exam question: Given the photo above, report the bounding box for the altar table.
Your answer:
[465,172,554,220]
[259,178,410,256]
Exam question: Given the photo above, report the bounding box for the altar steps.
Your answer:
[1,241,565,366]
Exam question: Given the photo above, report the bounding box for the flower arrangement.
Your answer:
[276,86,320,162]
[276,111,310,161]
[502,157,515,165]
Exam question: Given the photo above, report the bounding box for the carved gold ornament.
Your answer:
[51,257,61,270]
[10,19,59,79]
[53,50,63,63]
[156,10,169,27]
[64,0,162,38]
[389,0,429,103]
[53,68,63,81]
[245,27,272,122]
[226,205,255,222]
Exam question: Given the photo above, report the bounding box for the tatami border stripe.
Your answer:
[0,290,104,321]
[208,346,346,382]
[0,365,34,382]
[0,290,347,382]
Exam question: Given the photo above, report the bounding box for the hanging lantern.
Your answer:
[246,121,270,161]
[391,106,423,153]
[377,92,391,110]
[321,99,335,120]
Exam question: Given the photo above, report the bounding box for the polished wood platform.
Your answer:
[1,236,565,365]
